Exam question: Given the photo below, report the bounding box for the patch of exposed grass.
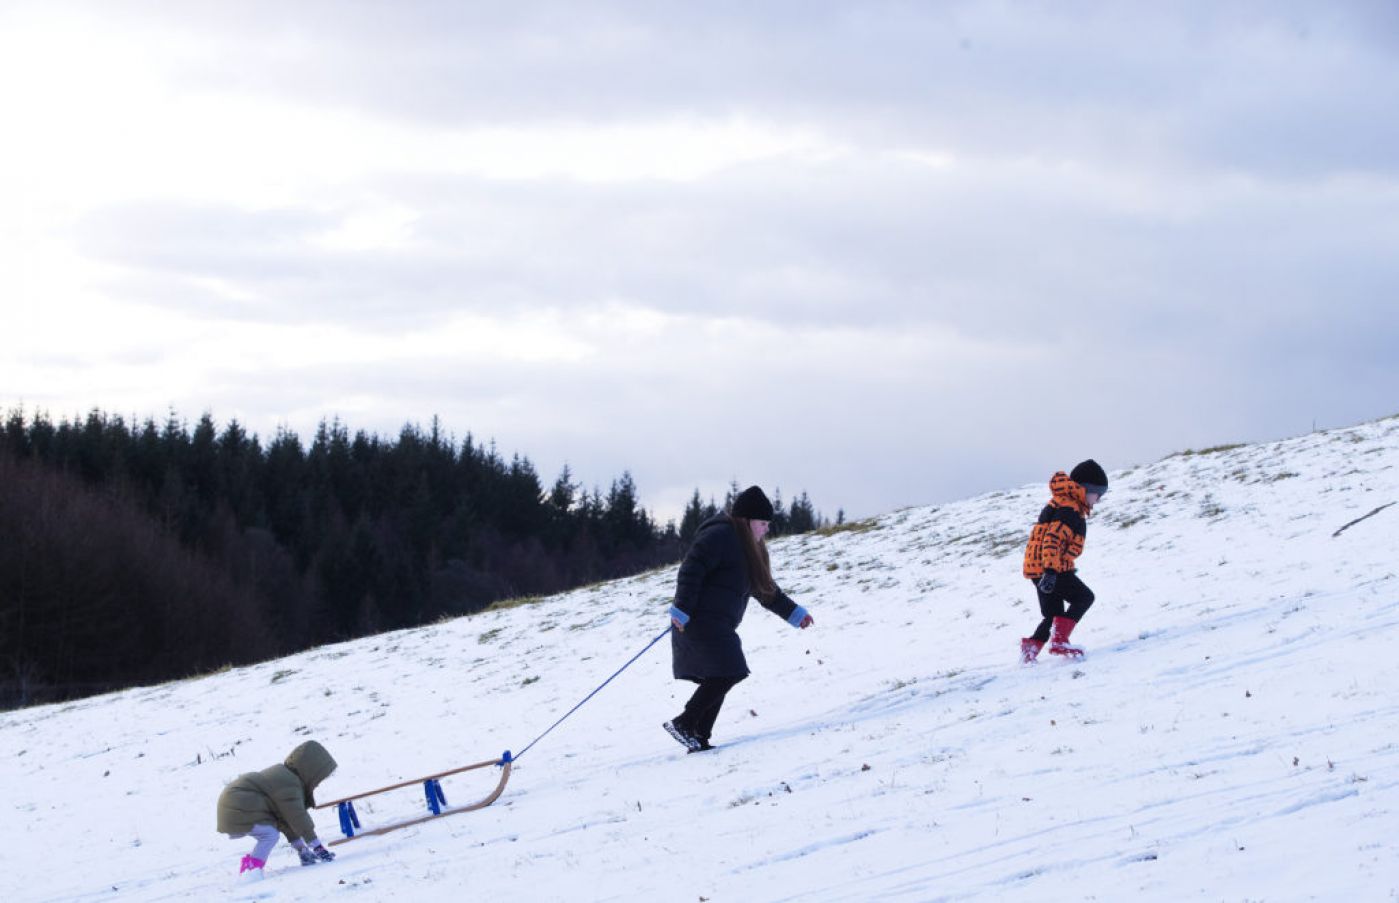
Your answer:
[942,528,1022,557]
[814,518,881,537]
[1171,443,1245,458]
[485,594,544,613]
[979,530,1025,557]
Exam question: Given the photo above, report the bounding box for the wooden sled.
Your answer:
[314,751,513,845]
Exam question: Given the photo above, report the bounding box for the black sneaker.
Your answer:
[687,741,715,754]
[663,720,702,752]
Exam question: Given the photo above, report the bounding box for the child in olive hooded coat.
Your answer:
[216,740,338,878]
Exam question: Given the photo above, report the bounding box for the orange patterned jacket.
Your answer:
[1022,472,1090,579]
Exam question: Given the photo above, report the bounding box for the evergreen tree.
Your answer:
[770,487,791,535]
[679,489,706,544]
[2,407,29,457]
[788,491,818,534]
[548,464,577,514]
[605,471,651,549]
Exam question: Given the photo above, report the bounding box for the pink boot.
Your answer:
[239,855,266,879]
[1019,637,1045,664]
[1048,616,1084,659]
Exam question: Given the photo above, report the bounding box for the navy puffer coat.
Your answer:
[669,514,808,680]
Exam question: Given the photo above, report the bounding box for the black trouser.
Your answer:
[1030,571,1095,643]
[675,675,746,742]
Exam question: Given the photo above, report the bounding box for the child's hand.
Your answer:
[798,614,814,629]
[1037,570,1058,594]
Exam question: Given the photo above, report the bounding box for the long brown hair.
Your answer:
[730,514,776,603]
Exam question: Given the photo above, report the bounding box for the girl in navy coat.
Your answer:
[664,485,813,752]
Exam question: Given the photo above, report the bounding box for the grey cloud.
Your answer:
[87,1,1399,180]
[72,147,1399,381]
[23,1,1399,521]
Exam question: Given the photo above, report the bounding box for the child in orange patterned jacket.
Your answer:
[1020,460,1108,663]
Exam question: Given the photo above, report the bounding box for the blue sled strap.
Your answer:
[424,779,448,815]
[337,800,360,838]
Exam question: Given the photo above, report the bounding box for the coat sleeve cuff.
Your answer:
[786,604,809,628]
[669,605,691,627]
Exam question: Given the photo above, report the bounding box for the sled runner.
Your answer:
[314,751,513,845]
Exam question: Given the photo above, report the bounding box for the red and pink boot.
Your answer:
[238,855,266,881]
[1048,616,1085,659]
[1019,637,1045,664]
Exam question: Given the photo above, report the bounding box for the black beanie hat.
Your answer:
[731,485,775,521]
[1069,459,1109,493]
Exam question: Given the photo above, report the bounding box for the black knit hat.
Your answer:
[1069,459,1109,493]
[731,485,775,521]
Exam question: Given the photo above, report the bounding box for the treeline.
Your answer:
[0,407,828,708]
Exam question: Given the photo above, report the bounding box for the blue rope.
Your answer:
[513,625,672,762]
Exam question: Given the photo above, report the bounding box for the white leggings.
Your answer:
[230,824,279,862]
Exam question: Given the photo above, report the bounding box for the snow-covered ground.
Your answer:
[3,416,1398,902]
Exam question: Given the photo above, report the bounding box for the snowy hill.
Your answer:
[3,416,1398,902]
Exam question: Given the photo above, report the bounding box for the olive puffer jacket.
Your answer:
[216,740,337,842]
[1022,472,1090,579]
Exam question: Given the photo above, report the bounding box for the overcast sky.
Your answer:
[2,1,1397,523]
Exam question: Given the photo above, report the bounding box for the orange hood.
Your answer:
[1048,471,1090,515]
